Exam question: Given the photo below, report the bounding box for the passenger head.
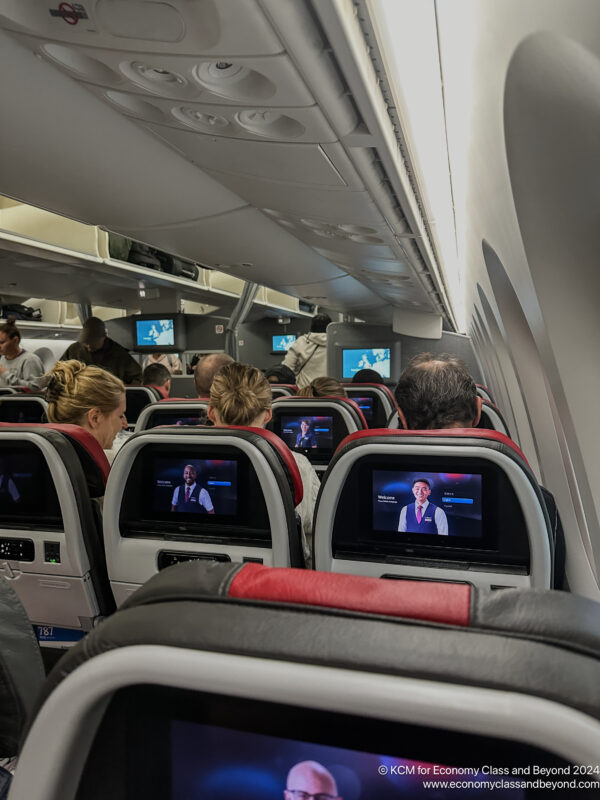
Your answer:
[208,362,272,427]
[310,313,332,334]
[351,368,384,384]
[285,761,340,800]
[264,364,296,385]
[46,360,127,449]
[297,376,347,398]
[142,362,171,395]
[79,316,107,353]
[412,478,431,503]
[194,353,234,396]
[0,316,22,359]
[394,353,481,430]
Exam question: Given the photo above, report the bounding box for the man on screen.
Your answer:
[284,760,341,800]
[171,464,215,514]
[398,478,448,535]
[295,418,317,449]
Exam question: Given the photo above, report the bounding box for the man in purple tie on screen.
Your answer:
[171,464,215,514]
[398,478,448,535]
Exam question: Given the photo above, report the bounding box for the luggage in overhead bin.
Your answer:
[0,302,42,321]
[155,251,199,281]
[127,241,162,271]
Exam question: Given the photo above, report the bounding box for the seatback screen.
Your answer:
[350,395,373,423]
[272,334,297,352]
[373,470,483,539]
[148,411,206,428]
[152,458,237,516]
[0,446,61,526]
[171,719,525,799]
[0,401,45,423]
[280,415,333,453]
[136,318,175,347]
[342,348,391,379]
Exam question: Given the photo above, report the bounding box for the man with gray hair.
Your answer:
[193,353,233,397]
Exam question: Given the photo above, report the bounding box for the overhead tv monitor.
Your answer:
[342,348,391,379]
[372,470,483,539]
[132,314,186,352]
[272,334,297,353]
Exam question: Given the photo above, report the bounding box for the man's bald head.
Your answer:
[285,761,339,799]
[394,352,481,430]
[193,353,233,397]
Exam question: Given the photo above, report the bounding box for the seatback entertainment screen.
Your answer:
[280,415,333,452]
[171,719,524,799]
[136,318,175,347]
[272,334,297,352]
[148,412,206,428]
[372,470,482,538]
[0,401,45,423]
[152,458,237,516]
[350,395,373,423]
[342,348,391,379]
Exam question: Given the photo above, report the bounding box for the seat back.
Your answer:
[0,574,44,757]
[134,399,210,431]
[124,386,159,428]
[477,398,511,437]
[0,396,48,423]
[0,424,113,644]
[13,562,600,800]
[476,383,494,403]
[269,396,367,474]
[270,384,297,398]
[0,388,17,396]
[343,383,397,428]
[104,426,304,606]
[313,428,553,589]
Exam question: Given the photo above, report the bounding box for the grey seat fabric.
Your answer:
[0,576,44,754]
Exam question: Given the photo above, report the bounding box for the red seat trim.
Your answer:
[336,427,530,468]
[229,563,471,626]
[226,426,303,506]
[0,422,110,485]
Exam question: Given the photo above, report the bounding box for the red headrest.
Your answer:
[226,426,303,506]
[159,397,209,403]
[336,427,530,469]
[229,563,470,626]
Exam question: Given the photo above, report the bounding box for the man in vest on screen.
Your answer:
[171,464,215,514]
[398,478,448,535]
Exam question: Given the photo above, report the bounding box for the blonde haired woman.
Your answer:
[207,362,320,564]
[296,376,347,398]
[46,360,127,458]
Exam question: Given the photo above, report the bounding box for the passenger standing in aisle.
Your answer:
[60,317,142,385]
[0,317,44,390]
[282,314,331,389]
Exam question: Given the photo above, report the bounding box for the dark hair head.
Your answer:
[142,362,171,387]
[264,364,296,385]
[79,316,107,346]
[394,353,478,430]
[351,368,384,384]
[0,316,21,343]
[412,478,431,489]
[310,313,331,333]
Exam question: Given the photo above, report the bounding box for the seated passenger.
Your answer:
[264,364,296,385]
[207,362,320,564]
[142,362,171,399]
[46,360,127,460]
[296,376,347,398]
[193,353,233,397]
[142,351,182,375]
[351,367,385,384]
[393,353,482,429]
[0,317,44,390]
